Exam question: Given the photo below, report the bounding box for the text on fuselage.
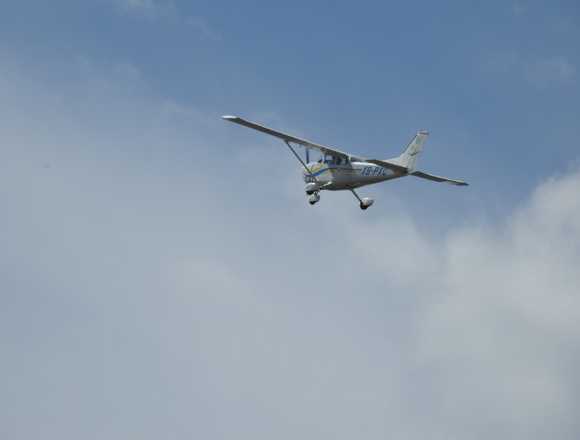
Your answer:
[361,166,387,177]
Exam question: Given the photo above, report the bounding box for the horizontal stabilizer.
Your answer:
[411,171,468,186]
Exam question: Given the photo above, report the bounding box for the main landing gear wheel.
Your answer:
[359,198,374,210]
[350,189,373,211]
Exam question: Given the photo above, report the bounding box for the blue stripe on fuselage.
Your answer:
[308,167,331,177]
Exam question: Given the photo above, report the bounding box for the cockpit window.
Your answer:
[324,154,345,165]
[321,154,349,165]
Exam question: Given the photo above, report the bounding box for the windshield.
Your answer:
[324,154,344,165]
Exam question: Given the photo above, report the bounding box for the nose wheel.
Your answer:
[308,192,320,205]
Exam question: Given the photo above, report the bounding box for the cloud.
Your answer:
[524,56,577,87]
[114,0,175,19]
[185,16,221,41]
[411,171,580,438]
[484,51,576,88]
[113,0,220,40]
[1,54,579,439]
[512,1,527,17]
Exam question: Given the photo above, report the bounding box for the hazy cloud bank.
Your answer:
[112,0,220,39]
[1,55,579,440]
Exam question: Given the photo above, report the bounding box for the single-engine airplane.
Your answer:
[223,115,468,210]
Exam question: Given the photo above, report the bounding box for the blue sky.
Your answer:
[1,1,579,439]
[3,0,578,218]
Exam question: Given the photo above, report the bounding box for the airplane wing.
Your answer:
[411,171,469,186]
[222,115,351,160]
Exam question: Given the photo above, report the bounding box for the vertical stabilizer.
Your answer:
[397,130,429,173]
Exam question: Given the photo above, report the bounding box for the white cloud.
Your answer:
[0,54,579,439]
[524,56,577,87]
[512,1,527,17]
[185,16,221,41]
[113,0,220,39]
[114,0,175,19]
[484,51,577,88]
[410,171,580,438]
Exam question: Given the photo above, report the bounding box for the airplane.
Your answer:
[223,115,468,210]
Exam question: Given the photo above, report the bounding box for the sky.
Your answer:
[0,1,579,439]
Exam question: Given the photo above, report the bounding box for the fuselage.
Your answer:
[303,161,404,190]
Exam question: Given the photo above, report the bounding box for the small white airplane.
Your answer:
[223,115,468,210]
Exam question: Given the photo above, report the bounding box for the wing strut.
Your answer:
[284,140,316,180]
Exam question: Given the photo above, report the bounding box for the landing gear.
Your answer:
[305,182,318,195]
[308,192,320,205]
[350,189,374,210]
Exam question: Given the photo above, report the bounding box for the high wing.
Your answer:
[411,171,469,186]
[222,115,351,160]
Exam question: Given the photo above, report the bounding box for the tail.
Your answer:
[395,130,429,173]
